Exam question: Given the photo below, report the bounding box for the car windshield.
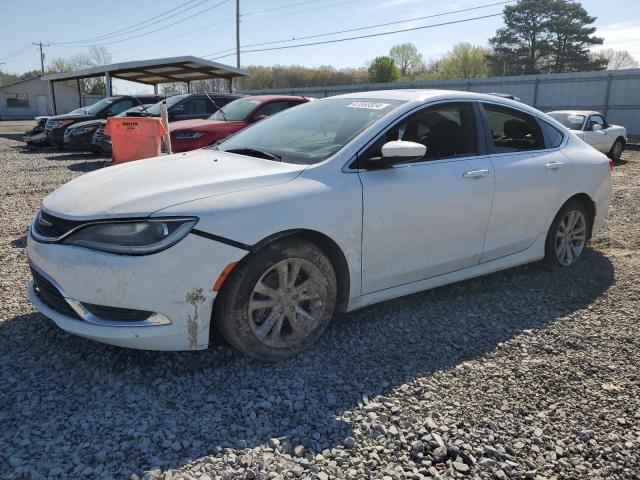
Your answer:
[79,97,118,115]
[548,112,585,130]
[216,98,405,164]
[143,94,190,115]
[210,98,262,121]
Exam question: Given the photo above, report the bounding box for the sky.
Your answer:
[1,0,638,93]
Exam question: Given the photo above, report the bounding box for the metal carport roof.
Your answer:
[40,56,249,114]
[41,56,248,85]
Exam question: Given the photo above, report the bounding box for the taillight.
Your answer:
[608,158,614,171]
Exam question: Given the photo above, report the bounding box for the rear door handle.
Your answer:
[463,169,490,179]
[545,161,564,170]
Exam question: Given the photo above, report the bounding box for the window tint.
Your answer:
[538,120,564,148]
[182,97,209,115]
[107,99,134,116]
[362,102,477,162]
[253,101,294,118]
[483,104,543,153]
[588,115,605,130]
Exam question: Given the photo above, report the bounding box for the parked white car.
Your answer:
[27,90,612,361]
[547,110,627,162]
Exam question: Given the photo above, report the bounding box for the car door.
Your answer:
[480,103,570,263]
[584,114,609,152]
[358,101,494,294]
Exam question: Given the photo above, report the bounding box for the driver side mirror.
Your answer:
[363,141,427,169]
[591,123,603,131]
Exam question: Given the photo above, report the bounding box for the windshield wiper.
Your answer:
[225,148,282,161]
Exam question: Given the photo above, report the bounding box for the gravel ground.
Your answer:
[0,130,638,480]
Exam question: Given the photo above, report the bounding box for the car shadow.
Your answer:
[0,249,614,477]
[67,160,107,173]
[0,132,25,141]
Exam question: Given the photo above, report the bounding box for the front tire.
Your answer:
[609,138,625,163]
[543,200,590,269]
[216,239,337,361]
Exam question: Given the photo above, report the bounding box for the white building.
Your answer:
[0,78,80,119]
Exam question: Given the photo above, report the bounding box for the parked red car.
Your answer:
[169,95,311,152]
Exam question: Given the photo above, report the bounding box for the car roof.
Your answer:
[330,89,545,115]
[240,95,309,102]
[547,110,601,116]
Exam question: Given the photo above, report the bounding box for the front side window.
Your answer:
[253,101,294,119]
[6,93,29,108]
[217,98,405,164]
[362,102,477,163]
[210,98,262,121]
[81,97,117,115]
[587,115,605,130]
[107,99,134,116]
[483,104,543,153]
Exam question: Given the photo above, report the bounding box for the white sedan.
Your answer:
[547,110,627,162]
[27,90,612,361]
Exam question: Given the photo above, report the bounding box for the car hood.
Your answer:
[49,113,95,122]
[170,119,245,132]
[42,150,306,219]
[67,119,106,129]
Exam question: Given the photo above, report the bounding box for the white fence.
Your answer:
[242,68,640,141]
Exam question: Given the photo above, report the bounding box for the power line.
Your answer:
[243,0,327,16]
[243,0,364,22]
[52,0,232,48]
[204,0,514,58]
[49,0,207,45]
[209,12,504,60]
[111,17,233,56]
[0,44,33,61]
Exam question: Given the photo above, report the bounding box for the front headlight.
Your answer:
[62,218,198,255]
[52,119,75,128]
[71,125,97,136]
[174,131,204,139]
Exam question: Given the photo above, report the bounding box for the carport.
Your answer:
[40,56,249,114]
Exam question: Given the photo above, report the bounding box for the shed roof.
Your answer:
[41,56,249,85]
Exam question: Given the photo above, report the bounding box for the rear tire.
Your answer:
[216,239,337,361]
[609,138,624,163]
[542,200,590,270]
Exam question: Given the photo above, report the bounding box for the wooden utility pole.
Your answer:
[236,0,240,69]
[32,42,49,75]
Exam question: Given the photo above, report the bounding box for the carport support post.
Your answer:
[153,84,158,95]
[105,72,112,97]
[48,80,57,115]
[76,78,82,108]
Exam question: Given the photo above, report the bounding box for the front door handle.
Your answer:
[463,169,490,179]
[545,161,564,170]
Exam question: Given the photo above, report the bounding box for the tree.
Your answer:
[47,45,112,95]
[0,70,21,86]
[368,56,400,83]
[439,43,490,78]
[590,49,639,70]
[546,0,603,72]
[389,43,423,76]
[490,0,603,75]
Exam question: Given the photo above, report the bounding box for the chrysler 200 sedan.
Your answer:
[27,90,612,361]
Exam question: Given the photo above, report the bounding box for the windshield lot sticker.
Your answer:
[346,102,390,110]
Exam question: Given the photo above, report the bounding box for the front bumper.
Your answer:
[45,127,65,147]
[64,130,97,151]
[27,230,247,351]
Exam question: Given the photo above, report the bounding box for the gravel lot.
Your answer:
[0,125,638,480]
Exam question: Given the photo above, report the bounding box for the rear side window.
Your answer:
[362,102,477,162]
[482,104,544,153]
[538,120,564,148]
[253,101,294,118]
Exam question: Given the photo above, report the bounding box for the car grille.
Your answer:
[30,266,81,320]
[93,124,105,140]
[34,210,86,239]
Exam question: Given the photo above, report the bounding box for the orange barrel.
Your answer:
[104,117,167,164]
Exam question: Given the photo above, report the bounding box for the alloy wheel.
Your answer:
[248,258,328,348]
[555,209,587,266]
